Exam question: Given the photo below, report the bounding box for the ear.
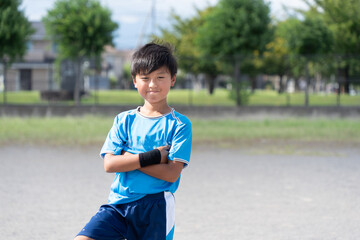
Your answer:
[132,77,138,88]
[171,74,176,87]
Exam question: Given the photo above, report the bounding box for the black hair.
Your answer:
[131,41,177,78]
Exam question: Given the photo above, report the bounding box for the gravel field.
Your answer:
[1,144,359,240]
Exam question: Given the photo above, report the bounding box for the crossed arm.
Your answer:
[103,146,184,183]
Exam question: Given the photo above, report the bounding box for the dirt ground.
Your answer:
[1,144,359,240]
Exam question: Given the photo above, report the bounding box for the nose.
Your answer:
[149,79,156,87]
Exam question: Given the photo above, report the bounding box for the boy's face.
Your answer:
[133,66,176,106]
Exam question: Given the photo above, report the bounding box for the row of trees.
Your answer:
[1,0,359,106]
[154,0,360,105]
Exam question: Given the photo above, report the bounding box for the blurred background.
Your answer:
[0,0,359,106]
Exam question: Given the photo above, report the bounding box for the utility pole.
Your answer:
[151,0,156,36]
[137,0,156,48]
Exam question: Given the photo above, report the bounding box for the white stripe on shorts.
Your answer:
[165,192,175,236]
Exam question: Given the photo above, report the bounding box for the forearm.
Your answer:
[104,148,165,173]
[139,160,184,183]
[104,153,140,173]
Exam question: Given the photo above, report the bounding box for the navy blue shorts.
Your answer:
[77,192,175,240]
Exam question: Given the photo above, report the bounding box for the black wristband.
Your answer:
[139,149,161,167]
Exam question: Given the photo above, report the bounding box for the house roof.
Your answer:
[31,21,47,40]
[103,45,134,62]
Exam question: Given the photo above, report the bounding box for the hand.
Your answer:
[157,145,170,164]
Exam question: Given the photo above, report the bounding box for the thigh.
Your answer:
[74,236,94,240]
[126,192,175,240]
[76,205,126,240]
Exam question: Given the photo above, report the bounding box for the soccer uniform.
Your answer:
[78,107,192,240]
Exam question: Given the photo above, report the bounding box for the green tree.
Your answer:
[196,0,272,105]
[156,7,220,94]
[43,0,118,105]
[276,12,333,105]
[262,36,290,93]
[121,63,133,89]
[0,0,34,104]
[314,0,360,94]
[276,17,306,91]
[240,51,263,92]
[297,12,333,106]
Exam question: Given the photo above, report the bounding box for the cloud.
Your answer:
[118,15,140,24]
[21,0,55,20]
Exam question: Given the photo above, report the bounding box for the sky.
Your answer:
[21,0,308,50]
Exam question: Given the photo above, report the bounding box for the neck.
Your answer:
[140,101,172,117]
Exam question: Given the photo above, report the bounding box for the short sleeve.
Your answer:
[168,118,192,167]
[100,114,128,159]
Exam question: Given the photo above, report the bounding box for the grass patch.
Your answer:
[0,91,45,104]
[0,116,113,146]
[192,118,360,143]
[168,89,235,106]
[0,89,359,106]
[81,90,145,105]
[0,116,359,146]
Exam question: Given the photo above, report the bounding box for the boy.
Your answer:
[75,42,192,240]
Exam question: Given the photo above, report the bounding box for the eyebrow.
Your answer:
[139,71,168,76]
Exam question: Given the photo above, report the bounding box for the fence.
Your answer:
[1,54,360,107]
